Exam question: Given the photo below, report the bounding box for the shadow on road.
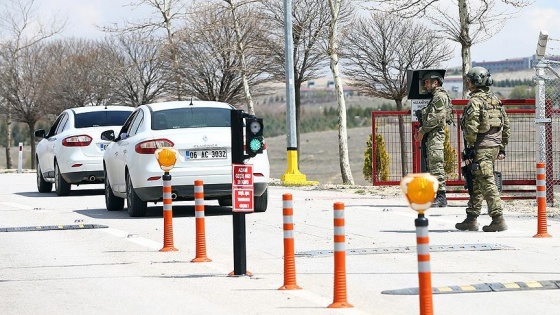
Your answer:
[74,204,234,220]
[17,188,105,198]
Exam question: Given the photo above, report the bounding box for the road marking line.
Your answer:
[99,228,160,250]
[0,202,31,210]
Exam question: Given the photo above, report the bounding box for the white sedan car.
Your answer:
[101,100,270,217]
[35,106,134,196]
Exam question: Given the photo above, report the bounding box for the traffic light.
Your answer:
[245,117,264,158]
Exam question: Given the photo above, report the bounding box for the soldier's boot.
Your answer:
[432,191,447,207]
[455,215,479,231]
[482,215,508,232]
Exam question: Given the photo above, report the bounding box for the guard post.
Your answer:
[406,69,446,173]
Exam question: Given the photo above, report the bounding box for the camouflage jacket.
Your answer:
[461,87,510,150]
[419,87,449,135]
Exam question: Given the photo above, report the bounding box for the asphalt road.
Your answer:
[1,173,560,315]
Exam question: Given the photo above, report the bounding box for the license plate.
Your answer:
[186,149,227,160]
[99,143,109,151]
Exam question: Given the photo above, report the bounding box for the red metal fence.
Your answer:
[371,99,560,201]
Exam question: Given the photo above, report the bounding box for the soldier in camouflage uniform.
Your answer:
[414,72,450,207]
[456,66,510,232]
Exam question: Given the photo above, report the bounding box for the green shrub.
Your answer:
[363,128,390,183]
[443,126,457,179]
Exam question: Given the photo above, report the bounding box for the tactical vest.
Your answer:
[470,91,503,133]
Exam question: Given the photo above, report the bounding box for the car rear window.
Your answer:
[151,108,231,130]
[74,111,132,128]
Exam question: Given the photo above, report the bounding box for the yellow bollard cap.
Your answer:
[155,148,178,171]
[400,173,438,213]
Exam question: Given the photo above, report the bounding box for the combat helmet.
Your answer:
[422,71,444,85]
[465,66,493,87]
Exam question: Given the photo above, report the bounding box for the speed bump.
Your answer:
[0,224,108,232]
[382,280,560,295]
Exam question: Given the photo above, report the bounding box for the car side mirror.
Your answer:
[101,130,115,141]
[34,129,45,138]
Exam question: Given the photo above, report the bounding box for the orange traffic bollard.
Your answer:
[160,171,178,252]
[328,202,353,308]
[415,213,434,315]
[534,163,552,238]
[279,193,301,290]
[191,179,212,262]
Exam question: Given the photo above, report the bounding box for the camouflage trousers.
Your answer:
[425,131,446,192]
[466,147,502,217]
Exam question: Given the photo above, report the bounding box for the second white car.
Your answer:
[35,105,134,196]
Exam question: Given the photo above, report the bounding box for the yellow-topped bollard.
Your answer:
[400,173,438,213]
[155,147,179,252]
[400,173,438,315]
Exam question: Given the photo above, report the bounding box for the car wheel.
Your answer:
[218,197,232,207]
[105,169,124,211]
[54,162,71,196]
[254,188,268,213]
[126,172,147,217]
[36,159,52,193]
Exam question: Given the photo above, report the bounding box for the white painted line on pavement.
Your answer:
[286,290,371,314]
[100,227,161,250]
[0,201,32,210]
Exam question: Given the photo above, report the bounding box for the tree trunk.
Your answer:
[328,0,354,185]
[229,3,255,115]
[5,110,13,169]
[458,0,471,98]
[27,121,36,169]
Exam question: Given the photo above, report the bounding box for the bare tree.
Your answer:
[343,12,453,175]
[103,0,188,100]
[174,3,272,107]
[363,0,531,97]
[327,0,354,185]
[0,0,65,169]
[43,38,123,112]
[107,34,170,106]
[217,0,257,114]
[259,0,331,157]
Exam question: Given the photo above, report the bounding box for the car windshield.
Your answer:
[151,108,231,130]
[74,111,132,128]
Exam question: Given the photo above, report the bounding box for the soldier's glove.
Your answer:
[497,150,506,160]
[462,148,475,161]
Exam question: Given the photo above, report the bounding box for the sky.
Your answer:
[30,0,560,68]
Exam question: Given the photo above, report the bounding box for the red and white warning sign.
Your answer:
[232,164,253,212]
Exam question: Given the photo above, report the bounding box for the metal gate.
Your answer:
[371,99,560,203]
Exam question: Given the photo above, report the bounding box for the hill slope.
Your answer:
[266,126,372,186]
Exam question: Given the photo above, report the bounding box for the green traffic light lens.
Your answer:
[249,138,262,152]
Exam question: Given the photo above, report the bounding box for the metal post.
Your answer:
[17,142,23,173]
[281,0,313,185]
[535,60,547,164]
[232,212,248,275]
[230,109,248,276]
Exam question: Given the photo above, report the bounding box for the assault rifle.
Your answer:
[461,147,503,195]
[462,162,478,195]
[415,110,428,172]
